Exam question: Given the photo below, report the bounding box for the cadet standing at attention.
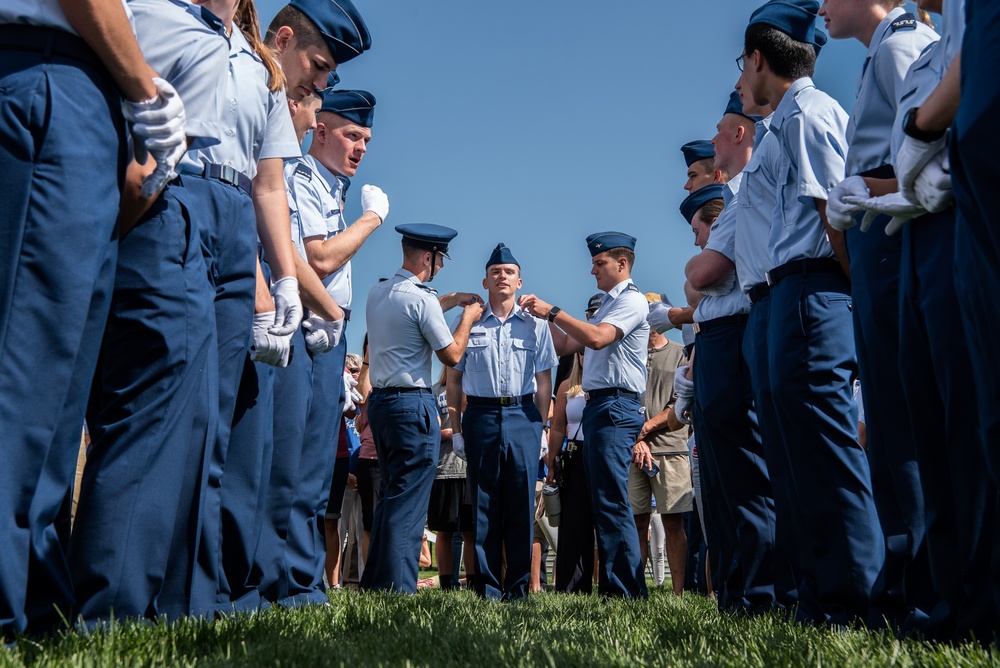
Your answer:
[741,0,883,625]
[680,140,724,193]
[446,243,557,601]
[822,0,938,631]
[362,225,484,593]
[520,232,650,600]
[0,0,186,638]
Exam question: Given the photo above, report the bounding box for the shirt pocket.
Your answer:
[511,336,537,375]
[740,161,763,209]
[777,160,798,229]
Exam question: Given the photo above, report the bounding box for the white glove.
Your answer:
[250,312,292,367]
[361,184,389,222]
[826,176,870,231]
[843,191,926,236]
[673,365,694,425]
[452,432,467,461]
[122,77,187,165]
[301,315,344,355]
[913,151,953,214]
[700,270,736,297]
[647,301,675,334]
[896,131,947,207]
[269,277,303,336]
[343,371,359,413]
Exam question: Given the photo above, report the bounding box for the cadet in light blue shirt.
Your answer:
[0,0,184,639]
[820,0,939,630]
[742,0,883,626]
[519,232,648,599]
[447,244,556,601]
[362,224,484,594]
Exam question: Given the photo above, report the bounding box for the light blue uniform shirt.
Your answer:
[366,270,454,389]
[767,77,849,267]
[128,0,229,173]
[453,302,558,398]
[846,7,938,176]
[186,28,299,179]
[735,116,780,294]
[0,0,131,34]
[284,155,352,308]
[696,174,751,321]
[582,279,648,394]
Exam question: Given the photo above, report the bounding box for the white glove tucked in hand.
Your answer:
[301,315,344,355]
[913,150,953,214]
[452,432,466,461]
[673,365,695,425]
[700,270,736,297]
[250,312,292,367]
[647,301,675,334]
[896,132,947,207]
[122,78,188,197]
[361,184,389,222]
[842,191,926,237]
[343,371,360,413]
[826,176,870,231]
[270,276,303,336]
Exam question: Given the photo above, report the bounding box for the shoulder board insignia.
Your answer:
[890,13,917,32]
[418,284,438,295]
[379,277,389,282]
[624,283,641,293]
[294,164,313,181]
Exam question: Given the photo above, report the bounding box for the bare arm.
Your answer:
[303,211,382,278]
[435,302,484,367]
[438,292,483,312]
[817,199,851,281]
[357,347,372,400]
[60,0,158,102]
[915,51,961,134]
[446,367,465,433]
[518,294,620,350]
[255,257,275,313]
[545,381,570,480]
[293,253,344,322]
[252,158,298,281]
[534,370,552,430]
[118,159,158,235]
[548,322,585,356]
[686,250,736,292]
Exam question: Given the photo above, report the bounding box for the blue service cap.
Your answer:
[680,184,726,224]
[319,89,375,127]
[748,0,820,44]
[486,243,519,269]
[725,90,762,123]
[681,140,715,167]
[586,231,636,257]
[289,0,372,66]
[813,28,828,55]
[326,70,341,89]
[395,223,457,258]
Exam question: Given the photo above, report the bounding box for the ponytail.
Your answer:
[917,9,934,27]
[235,0,286,93]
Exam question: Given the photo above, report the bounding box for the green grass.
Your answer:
[4,589,998,667]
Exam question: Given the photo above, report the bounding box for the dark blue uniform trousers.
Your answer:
[553,440,595,594]
[73,177,217,625]
[743,294,800,610]
[0,42,124,636]
[216,350,277,614]
[361,388,440,594]
[279,335,347,606]
[767,267,884,626]
[846,216,934,631]
[693,316,776,614]
[900,209,998,641]
[256,327,316,604]
[581,395,647,599]
[463,401,542,600]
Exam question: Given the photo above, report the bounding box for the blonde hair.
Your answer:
[566,353,584,398]
[235,0,286,93]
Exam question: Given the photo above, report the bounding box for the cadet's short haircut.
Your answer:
[606,247,635,269]
[744,23,816,81]
[401,241,427,261]
[693,156,716,173]
[697,200,726,226]
[265,5,326,51]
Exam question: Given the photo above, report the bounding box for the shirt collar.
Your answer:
[605,278,635,301]
[769,77,814,134]
[309,156,344,200]
[482,300,529,323]
[396,268,421,284]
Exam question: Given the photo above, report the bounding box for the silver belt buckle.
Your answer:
[221,164,239,188]
[765,270,774,286]
[692,322,701,335]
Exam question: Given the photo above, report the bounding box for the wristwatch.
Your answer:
[902,107,946,143]
[547,306,562,322]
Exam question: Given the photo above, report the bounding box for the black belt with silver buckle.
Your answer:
[372,386,431,394]
[765,258,843,288]
[204,163,253,197]
[467,393,533,407]
[748,282,771,305]
[693,313,748,335]
[585,388,639,401]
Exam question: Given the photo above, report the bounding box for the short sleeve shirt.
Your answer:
[696,175,751,321]
[735,116,780,294]
[1,0,131,34]
[582,279,649,394]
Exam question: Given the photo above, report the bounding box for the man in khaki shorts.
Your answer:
[630,294,691,595]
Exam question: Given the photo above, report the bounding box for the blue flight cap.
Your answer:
[319,89,376,127]
[747,0,820,44]
[680,184,726,224]
[396,223,457,258]
[813,28,828,55]
[586,231,637,257]
[486,243,519,269]
[289,0,372,66]
[724,90,762,123]
[326,70,341,89]
[681,140,715,167]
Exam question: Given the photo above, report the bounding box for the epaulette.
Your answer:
[890,13,917,32]
[624,283,641,293]
[379,277,388,282]
[294,163,313,182]
[417,283,438,295]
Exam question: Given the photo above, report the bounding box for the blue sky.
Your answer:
[257,0,928,352]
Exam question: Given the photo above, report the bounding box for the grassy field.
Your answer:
[4,587,999,667]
